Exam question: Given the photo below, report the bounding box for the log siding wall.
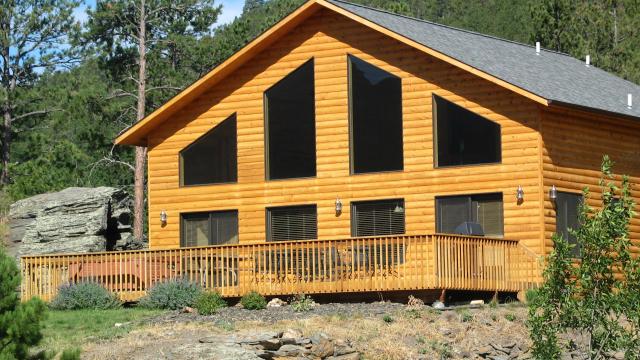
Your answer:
[541,107,640,254]
[146,9,545,254]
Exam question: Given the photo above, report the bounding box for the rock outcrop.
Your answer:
[8,187,143,257]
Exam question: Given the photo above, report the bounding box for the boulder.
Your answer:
[8,187,141,257]
[267,298,287,308]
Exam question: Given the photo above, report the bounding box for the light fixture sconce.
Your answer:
[549,185,558,202]
[160,210,168,225]
[516,185,524,202]
[335,197,343,215]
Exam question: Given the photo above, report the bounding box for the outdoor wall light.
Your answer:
[516,185,524,202]
[549,185,558,202]
[160,210,168,224]
[335,197,343,215]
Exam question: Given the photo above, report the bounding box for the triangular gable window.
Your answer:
[180,114,238,186]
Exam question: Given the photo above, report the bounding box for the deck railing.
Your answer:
[20,234,541,301]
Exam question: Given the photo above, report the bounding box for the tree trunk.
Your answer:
[0,9,12,187]
[133,0,147,242]
[1,106,10,186]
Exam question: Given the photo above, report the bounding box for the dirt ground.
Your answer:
[81,302,531,359]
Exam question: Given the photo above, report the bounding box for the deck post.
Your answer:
[439,289,446,304]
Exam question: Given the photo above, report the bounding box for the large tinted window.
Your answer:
[181,211,239,247]
[351,199,405,237]
[267,205,317,241]
[555,192,582,257]
[434,95,501,167]
[349,55,403,174]
[265,59,316,180]
[436,193,503,237]
[180,114,237,186]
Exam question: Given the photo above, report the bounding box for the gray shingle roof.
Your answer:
[327,0,640,119]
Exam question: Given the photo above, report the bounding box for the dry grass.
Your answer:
[80,304,530,360]
[231,305,529,359]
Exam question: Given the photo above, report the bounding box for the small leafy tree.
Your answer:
[0,248,47,359]
[528,156,640,359]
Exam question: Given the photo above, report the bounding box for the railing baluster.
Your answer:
[19,234,542,302]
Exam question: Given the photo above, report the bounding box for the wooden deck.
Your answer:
[20,234,541,302]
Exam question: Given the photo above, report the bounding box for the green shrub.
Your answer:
[429,340,453,359]
[489,298,498,308]
[195,291,227,315]
[50,282,121,310]
[505,313,516,322]
[60,347,82,360]
[0,247,47,359]
[528,156,640,359]
[139,278,202,310]
[525,288,539,304]
[458,309,473,322]
[290,293,315,312]
[240,291,266,310]
[405,308,422,319]
[382,314,394,323]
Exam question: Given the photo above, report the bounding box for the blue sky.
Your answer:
[74,0,246,26]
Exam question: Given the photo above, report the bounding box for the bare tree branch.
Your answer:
[146,85,182,92]
[12,108,61,122]
[106,89,138,100]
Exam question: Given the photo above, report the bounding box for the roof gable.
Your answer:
[327,0,640,119]
[115,0,640,146]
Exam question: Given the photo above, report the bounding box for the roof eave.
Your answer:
[547,99,640,123]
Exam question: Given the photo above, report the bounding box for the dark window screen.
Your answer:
[436,193,504,237]
[181,211,239,247]
[555,192,582,257]
[434,95,501,167]
[267,205,317,241]
[349,55,403,174]
[351,199,405,237]
[265,59,316,180]
[180,114,237,186]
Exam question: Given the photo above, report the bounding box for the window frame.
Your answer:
[263,58,317,181]
[435,192,504,237]
[350,198,406,237]
[432,94,502,169]
[348,54,404,175]
[179,113,238,187]
[180,210,239,247]
[555,191,583,258]
[266,204,318,242]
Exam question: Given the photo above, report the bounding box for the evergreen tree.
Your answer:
[0,248,47,359]
[0,0,81,188]
[531,0,640,84]
[243,0,265,13]
[85,0,221,241]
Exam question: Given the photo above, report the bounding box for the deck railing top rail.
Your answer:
[19,233,521,259]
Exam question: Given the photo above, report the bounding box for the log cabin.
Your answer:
[21,0,640,302]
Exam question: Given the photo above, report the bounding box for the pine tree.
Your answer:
[0,248,47,359]
[85,0,221,242]
[0,0,81,188]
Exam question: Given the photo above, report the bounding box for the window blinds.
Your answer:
[267,205,317,241]
[351,199,405,237]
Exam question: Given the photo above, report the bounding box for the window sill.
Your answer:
[434,162,502,170]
